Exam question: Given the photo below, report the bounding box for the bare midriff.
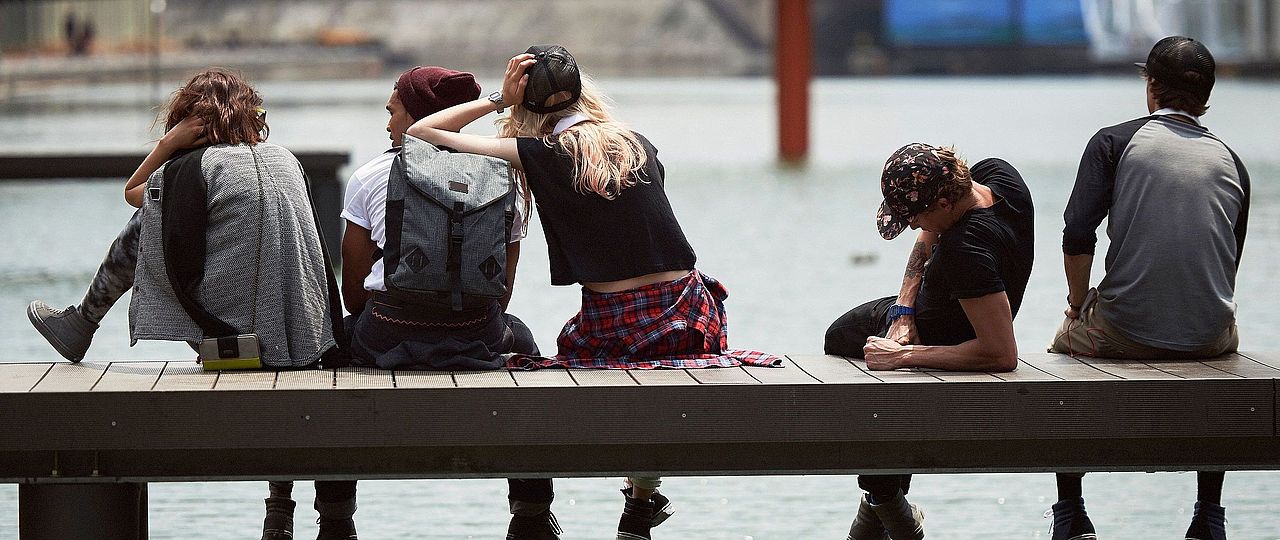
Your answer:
[582,269,693,294]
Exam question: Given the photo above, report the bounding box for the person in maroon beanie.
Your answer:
[258,67,557,540]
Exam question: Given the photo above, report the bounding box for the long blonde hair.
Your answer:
[497,75,647,200]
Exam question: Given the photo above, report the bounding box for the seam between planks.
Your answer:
[23,363,54,391]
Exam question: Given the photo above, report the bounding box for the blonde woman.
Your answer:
[406,45,780,540]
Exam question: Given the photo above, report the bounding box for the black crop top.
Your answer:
[516,132,697,286]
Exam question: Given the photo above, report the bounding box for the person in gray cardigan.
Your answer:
[26,68,352,540]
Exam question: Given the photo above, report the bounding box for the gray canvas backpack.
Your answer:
[383,134,517,311]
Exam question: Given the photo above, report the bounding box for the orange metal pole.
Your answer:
[776,0,811,164]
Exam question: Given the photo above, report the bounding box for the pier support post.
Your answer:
[776,0,811,164]
[19,483,147,540]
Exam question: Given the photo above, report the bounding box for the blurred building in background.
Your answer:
[0,0,1277,83]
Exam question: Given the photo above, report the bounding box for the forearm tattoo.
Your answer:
[904,240,927,279]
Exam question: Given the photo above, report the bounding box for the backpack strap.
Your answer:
[298,165,351,368]
[159,147,240,338]
[447,201,465,311]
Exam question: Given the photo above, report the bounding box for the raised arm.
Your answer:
[864,291,1018,372]
[405,54,536,168]
[124,116,207,207]
[885,229,939,344]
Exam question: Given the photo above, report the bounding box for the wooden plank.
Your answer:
[152,362,216,391]
[213,370,278,391]
[929,370,1005,382]
[0,363,52,392]
[991,361,1061,381]
[93,362,165,392]
[687,367,759,385]
[629,369,699,386]
[1240,351,1280,372]
[275,369,333,390]
[1143,360,1241,379]
[1210,353,1280,378]
[744,363,821,384]
[31,362,108,392]
[335,367,394,389]
[1077,357,1182,380]
[568,369,638,387]
[853,361,942,383]
[454,370,516,388]
[512,368,576,387]
[786,355,880,384]
[393,371,456,389]
[1019,352,1119,380]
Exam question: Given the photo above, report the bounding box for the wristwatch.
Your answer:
[487,91,505,113]
[887,303,915,321]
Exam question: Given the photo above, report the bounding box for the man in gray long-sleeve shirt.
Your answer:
[1046,36,1250,540]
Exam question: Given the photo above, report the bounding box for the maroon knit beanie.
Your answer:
[394,66,482,121]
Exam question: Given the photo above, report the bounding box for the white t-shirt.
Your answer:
[341,149,528,292]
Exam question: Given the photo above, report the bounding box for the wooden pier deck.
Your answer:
[2,352,1278,483]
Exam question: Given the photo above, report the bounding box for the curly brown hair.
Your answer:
[935,146,972,203]
[163,68,268,145]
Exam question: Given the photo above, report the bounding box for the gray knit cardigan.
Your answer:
[129,143,335,367]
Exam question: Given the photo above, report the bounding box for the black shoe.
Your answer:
[316,517,357,540]
[507,510,562,540]
[1049,497,1097,540]
[619,487,674,527]
[261,497,296,540]
[616,494,654,540]
[1184,501,1227,540]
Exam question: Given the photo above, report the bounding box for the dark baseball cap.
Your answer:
[521,45,581,114]
[1136,36,1215,100]
[875,143,952,240]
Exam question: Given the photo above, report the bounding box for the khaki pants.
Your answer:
[1049,289,1238,359]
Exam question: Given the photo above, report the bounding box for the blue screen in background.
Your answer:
[1022,0,1088,46]
[885,0,1015,46]
[885,0,1088,47]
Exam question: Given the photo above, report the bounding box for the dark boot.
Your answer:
[1049,497,1096,540]
[868,491,923,540]
[507,510,562,540]
[847,495,889,540]
[616,493,654,540]
[261,497,296,540]
[619,487,674,527]
[315,497,357,540]
[1184,501,1227,540]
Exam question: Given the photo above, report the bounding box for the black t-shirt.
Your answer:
[915,158,1035,346]
[516,132,697,286]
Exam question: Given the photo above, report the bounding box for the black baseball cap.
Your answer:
[1136,36,1215,100]
[522,45,581,114]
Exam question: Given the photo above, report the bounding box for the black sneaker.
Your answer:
[618,488,674,527]
[261,496,296,540]
[316,517,357,540]
[507,510,562,540]
[1184,501,1227,540]
[616,494,654,540]
[1048,497,1097,540]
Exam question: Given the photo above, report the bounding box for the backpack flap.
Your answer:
[387,135,518,310]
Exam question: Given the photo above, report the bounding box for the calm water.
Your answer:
[1,77,1278,538]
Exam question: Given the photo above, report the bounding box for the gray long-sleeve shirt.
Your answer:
[1062,113,1250,351]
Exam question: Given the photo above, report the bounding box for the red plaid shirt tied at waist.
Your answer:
[508,271,783,370]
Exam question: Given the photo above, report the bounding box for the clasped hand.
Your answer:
[863,336,910,370]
